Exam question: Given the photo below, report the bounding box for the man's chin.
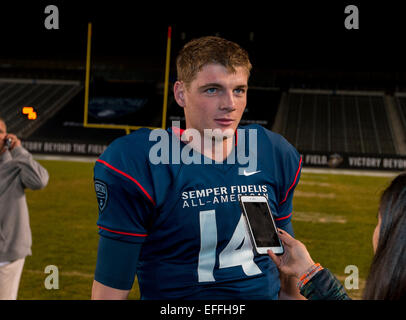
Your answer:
[209,127,235,140]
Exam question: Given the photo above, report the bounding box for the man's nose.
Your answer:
[219,91,236,111]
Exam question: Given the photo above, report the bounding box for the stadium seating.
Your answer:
[0,79,82,139]
[395,94,406,135]
[278,90,397,155]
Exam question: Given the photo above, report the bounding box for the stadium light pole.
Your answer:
[162,26,172,130]
[84,22,92,128]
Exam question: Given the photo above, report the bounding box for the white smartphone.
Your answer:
[239,195,284,255]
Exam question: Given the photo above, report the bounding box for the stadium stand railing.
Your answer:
[394,93,406,133]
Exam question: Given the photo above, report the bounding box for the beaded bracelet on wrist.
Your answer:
[297,263,324,289]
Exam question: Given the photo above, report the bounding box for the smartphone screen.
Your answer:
[243,201,281,248]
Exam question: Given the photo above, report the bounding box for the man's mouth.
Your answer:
[214,118,234,126]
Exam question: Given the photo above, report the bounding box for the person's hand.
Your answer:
[267,229,315,278]
[5,134,21,151]
[0,140,5,154]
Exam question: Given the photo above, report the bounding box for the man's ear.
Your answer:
[173,81,186,108]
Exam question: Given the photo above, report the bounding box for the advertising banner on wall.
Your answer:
[300,151,406,171]
[22,139,406,172]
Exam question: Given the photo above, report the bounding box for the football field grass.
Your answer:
[18,160,394,300]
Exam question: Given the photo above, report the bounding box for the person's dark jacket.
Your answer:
[300,268,351,300]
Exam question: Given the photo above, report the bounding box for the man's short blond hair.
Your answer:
[176,36,252,87]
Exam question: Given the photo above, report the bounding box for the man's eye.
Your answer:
[234,88,246,94]
[205,88,217,94]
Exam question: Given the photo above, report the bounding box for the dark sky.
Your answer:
[0,1,405,71]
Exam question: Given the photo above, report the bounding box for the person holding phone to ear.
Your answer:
[0,117,49,300]
[268,172,406,300]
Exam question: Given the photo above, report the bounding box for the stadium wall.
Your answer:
[21,139,406,171]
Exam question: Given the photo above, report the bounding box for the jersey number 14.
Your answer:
[197,210,262,282]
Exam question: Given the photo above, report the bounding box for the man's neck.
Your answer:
[202,135,234,162]
[181,127,235,162]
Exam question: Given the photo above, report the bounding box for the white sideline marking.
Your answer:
[294,211,347,224]
[299,181,331,187]
[33,154,97,163]
[25,269,93,278]
[294,191,336,199]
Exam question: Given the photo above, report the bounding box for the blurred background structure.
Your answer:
[1,2,406,170]
[1,2,405,302]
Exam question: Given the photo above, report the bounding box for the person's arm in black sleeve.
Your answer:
[92,237,142,299]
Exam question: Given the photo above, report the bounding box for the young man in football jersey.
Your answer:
[91,36,303,300]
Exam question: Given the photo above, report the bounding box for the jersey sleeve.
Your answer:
[94,236,142,290]
[260,126,302,228]
[275,140,302,228]
[93,134,156,244]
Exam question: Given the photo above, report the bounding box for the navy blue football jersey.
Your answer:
[94,124,302,299]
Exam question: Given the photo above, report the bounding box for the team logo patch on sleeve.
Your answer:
[94,180,108,212]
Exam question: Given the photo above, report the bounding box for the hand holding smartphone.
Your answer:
[239,195,284,255]
[5,137,12,148]
[3,135,21,151]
